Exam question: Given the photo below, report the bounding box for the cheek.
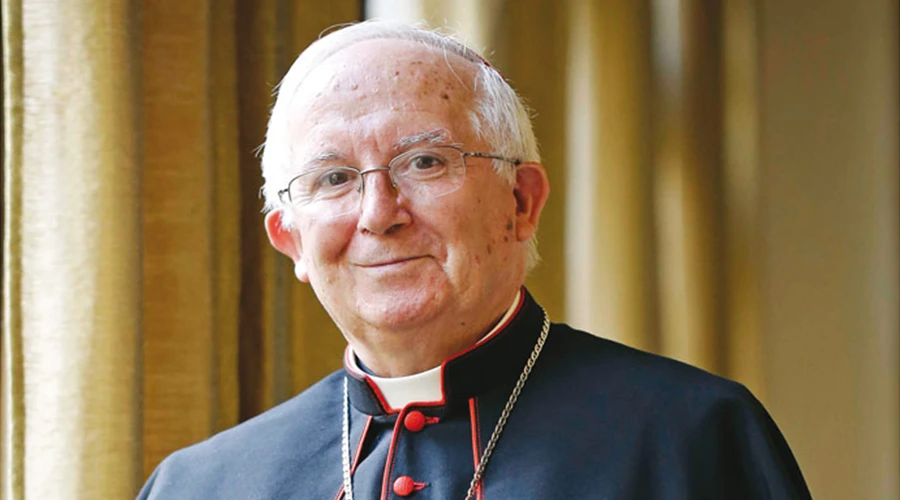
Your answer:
[300,219,354,266]
[450,194,514,266]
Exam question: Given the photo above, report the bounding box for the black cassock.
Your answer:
[138,290,812,499]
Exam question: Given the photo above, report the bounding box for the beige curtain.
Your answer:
[2,1,143,498]
[2,1,898,500]
[2,1,358,498]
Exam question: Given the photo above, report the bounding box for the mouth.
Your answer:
[358,256,426,268]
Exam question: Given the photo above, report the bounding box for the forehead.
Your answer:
[286,39,480,160]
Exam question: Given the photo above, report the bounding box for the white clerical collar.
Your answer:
[347,290,524,410]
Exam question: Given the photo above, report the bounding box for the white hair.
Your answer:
[260,19,542,272]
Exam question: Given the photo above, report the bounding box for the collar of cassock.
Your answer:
[343,287,545,416]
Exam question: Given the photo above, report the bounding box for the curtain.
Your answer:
[2,1,897,499]
[2,1,359,498]
[562,0,761,389]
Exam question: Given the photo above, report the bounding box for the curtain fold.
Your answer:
[142,0,220,476]
[557,0,660,352]
[2,0,25,496]
[234,0,289,425]
[210,0,242,439]
[721,0,763,394]
[652,0,727,373]
[2,1,143,498]
[580,0,659,353]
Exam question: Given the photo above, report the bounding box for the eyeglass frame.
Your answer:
[275,144,522,208]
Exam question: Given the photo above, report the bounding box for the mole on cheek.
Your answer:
[441,92,450,100]
[506,219,513,231]
[487,244,493,255]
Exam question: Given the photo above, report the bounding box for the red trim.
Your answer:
[365,377,396,413]
[333,415,375,500]
[352,416,373,473]
[449,289,525,357]
[469,398,484,499]
[343,346,363,377]
[379,409,409,500]
[344,347,399,414]
[437,289,525,403]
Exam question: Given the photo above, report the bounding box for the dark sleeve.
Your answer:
[687,384,813,500]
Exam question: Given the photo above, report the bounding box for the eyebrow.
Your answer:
[393,129,452,152]
[296,129,452,170]
[300,151,343,169]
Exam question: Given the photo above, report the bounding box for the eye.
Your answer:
[397,149,451,180]
[315,169,353,189]
[408,153,445,171]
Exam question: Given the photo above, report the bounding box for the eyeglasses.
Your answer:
[277,145,520,220]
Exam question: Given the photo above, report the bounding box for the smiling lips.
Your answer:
[357,256,426,268]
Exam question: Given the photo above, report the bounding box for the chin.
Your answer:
[354,286,448,330]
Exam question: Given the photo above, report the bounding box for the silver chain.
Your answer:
[341,308,550,500]
[342,376,355,500]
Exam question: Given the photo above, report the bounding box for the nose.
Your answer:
[356,168,410,235]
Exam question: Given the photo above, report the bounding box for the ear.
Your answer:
[264,211,310,282]
[512,162,550,242]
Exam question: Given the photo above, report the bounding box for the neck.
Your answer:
[350,288,522,377]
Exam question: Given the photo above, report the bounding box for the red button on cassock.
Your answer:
[404,411,426,432]
[393,475,415,496]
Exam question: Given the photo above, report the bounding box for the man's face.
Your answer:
[267,39,535,355]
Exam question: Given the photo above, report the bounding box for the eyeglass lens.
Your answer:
[287,146,468,219]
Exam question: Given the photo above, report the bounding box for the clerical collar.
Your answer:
[346,290,523,409]
[344,288,546,415]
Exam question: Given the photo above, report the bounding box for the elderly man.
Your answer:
[139,21,811,499]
